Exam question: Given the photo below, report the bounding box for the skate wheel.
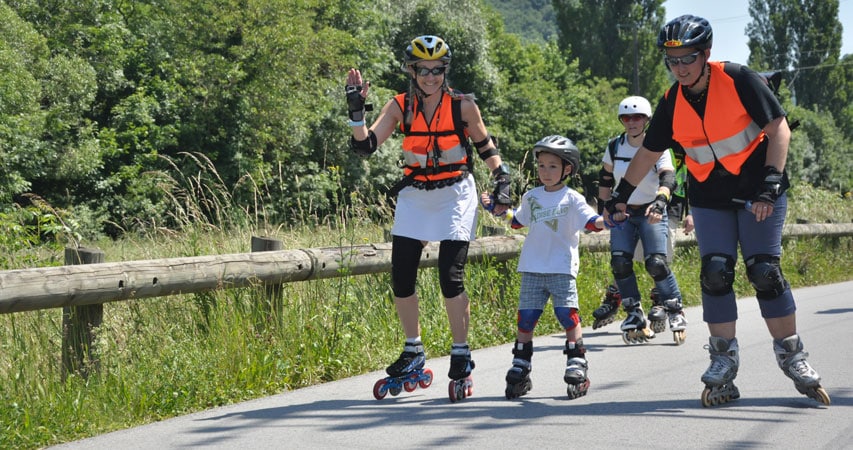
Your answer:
[373,379,388,400]
[466,377,474,397]
[403,375,418,392]
[673,330,686,345]
[505,386,516,400]
[419,368,434,389]
[448,380,459,403]
[388,386,402,396]
[621,332,630,345]
[814,387,831,405]
[701,387,712,407]
[567,379,590,400]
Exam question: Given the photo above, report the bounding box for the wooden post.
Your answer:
[62,247,105,380]
[251,236,284,330]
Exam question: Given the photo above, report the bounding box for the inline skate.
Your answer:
[563,340,590,399]
[373,341,433,400]
[448,345,475,403]
[700,336,740,407]
[620,298,655,344]
[663,297,687,345]
[774,334,830,405]
[505,341,533,399]
[592,284,621,329]
[647,288,667,333]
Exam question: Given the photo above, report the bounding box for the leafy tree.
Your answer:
[552,0,668,97]
[746,0,845,114]
[484,0,558,44]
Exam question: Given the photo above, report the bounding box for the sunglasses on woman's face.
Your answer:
[415,65,447,76]
[664,51,702,66]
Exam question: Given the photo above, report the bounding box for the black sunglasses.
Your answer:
[664,51,702,66]
[415,65,448,76]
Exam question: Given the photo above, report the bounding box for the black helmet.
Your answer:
[658,15,713,50]
[533,135,581,178]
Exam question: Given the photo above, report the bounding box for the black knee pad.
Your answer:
[391,235,424,297]
[644,253,670,281]
[438,240,469,298]
[746,254,790,300]
[610,251,634,280]
[700,253,735,296]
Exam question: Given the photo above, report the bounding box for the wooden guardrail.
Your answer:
[2,223,852,315]
[2,222,851,377]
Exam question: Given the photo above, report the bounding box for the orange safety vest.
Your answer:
[671,61,765,182]
[394,92,470,182]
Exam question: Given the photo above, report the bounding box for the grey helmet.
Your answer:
[533,135,581,179]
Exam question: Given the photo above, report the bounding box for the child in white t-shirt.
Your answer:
[481,135,622,400]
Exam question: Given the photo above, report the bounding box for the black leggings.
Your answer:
[391,236,469,298]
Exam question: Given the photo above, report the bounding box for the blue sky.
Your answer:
[663,0,853,66]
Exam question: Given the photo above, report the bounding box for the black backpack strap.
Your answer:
[608,132,631,163]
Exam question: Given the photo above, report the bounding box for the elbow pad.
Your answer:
[350,130,378,157]
[658,170,675,192]
[598,168,614,188]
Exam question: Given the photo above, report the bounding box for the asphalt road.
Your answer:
[51,281,853,449]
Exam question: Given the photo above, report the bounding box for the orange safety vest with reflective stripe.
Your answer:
[394,92,470,182]
[671,61,765,182]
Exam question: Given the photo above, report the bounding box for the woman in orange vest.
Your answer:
[605,15,829,407]
[346,35,511,401]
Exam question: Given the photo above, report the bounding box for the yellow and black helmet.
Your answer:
[404,35,452,65]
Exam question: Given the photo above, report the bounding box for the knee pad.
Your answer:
[610,251,635,280]
[746,254,790,300]
[701,253,736,296]
[555,307,580,331]
[644,253,670,281]
[391,235,423,297]
[517,309,543,333]
[438,240,469,298]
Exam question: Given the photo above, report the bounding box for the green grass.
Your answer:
[1,184,852,449]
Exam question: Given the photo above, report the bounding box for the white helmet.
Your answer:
[618,96,652,118]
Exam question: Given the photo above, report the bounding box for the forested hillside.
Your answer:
[1,0,850,247]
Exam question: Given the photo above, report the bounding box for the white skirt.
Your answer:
[391,174,478,242]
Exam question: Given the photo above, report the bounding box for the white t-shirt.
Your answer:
[514,185,598,276]
[602,136,674,204]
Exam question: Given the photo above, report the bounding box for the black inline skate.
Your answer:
[700,337,740,407]
[448,345,475,403]
[774,334,830,405]
[592,284,622,329]
[563,340,590,399]
[663,297,688,345]
[505,341,533,399]
[647,288,667,333]
[373,341,433,400]
[620,298,655,344]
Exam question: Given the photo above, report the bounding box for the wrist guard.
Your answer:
[492,165,512,205]
[345,85,373,122]
[649,194,668,216]
[756,166,784,204]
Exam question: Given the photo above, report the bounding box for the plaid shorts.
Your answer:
[518,272,578,311]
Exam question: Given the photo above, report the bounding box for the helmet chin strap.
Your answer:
[687,62,708,90]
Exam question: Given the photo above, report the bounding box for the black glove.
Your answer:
[604,179,636,214]
[756,166,784,205]
[492,165,512,205]
[345,85,367,122]
[649,194,668,216]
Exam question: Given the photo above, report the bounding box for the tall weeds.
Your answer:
[0,169,851,448]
